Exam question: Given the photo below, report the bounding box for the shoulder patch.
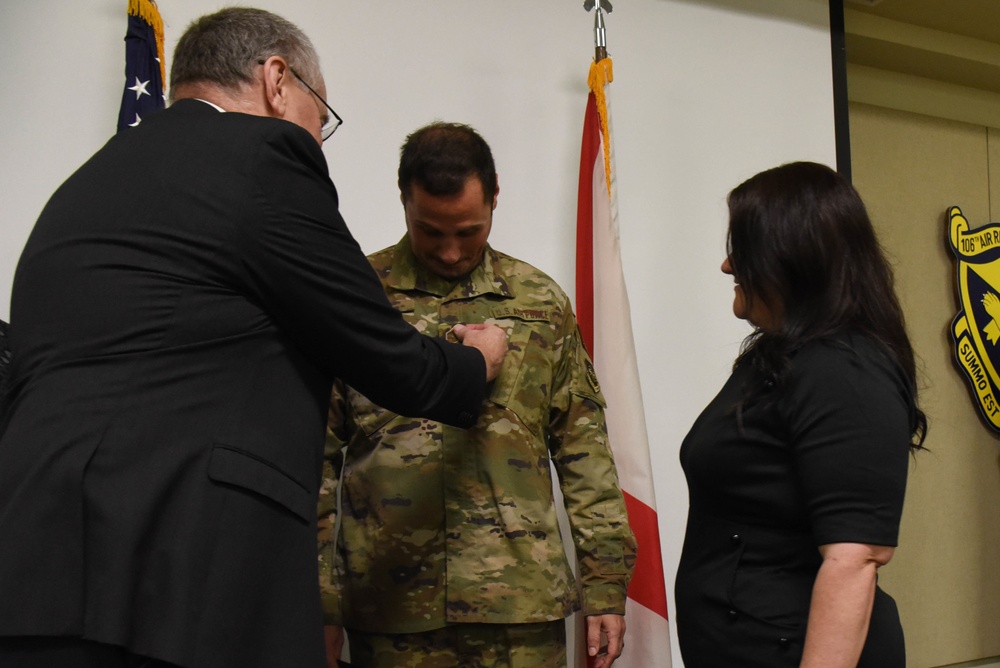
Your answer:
[585,360,601,395]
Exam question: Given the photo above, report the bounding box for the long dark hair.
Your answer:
[727,162,926,448]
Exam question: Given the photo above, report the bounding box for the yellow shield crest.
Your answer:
[949,206,1000,430]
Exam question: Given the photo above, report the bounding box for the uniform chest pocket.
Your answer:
[488,321,553,436]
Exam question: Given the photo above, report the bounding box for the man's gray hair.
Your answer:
[169,7,321,101]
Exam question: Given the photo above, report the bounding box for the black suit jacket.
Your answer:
[0,319,9,416]
[0,100,485,667]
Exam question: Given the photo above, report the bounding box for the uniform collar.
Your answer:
[386,235,514,300]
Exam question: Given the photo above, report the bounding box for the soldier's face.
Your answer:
[403,176,497,280]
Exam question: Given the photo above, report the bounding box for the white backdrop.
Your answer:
[0,1,836,665]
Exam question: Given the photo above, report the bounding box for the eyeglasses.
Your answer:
[290,68,343,141]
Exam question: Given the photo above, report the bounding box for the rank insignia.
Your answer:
[948,206,1000,430]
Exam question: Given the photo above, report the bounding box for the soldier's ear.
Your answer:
[492,174,499,210]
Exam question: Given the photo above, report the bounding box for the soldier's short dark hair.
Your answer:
[398,122,498,204]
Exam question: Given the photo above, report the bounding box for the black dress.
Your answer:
[675,335,910,667]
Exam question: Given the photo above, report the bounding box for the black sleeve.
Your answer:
[783,339,912,547]
[0,319,10,420]
[232,124,485,427]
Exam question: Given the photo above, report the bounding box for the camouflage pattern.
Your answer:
[348,620,566,668]
[318,236,636,634]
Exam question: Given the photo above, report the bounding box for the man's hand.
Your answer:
[324,625,344,668]
[452,323,508,381]
[586,613,626,668]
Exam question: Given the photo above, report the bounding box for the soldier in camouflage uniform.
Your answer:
[318,122,636,668]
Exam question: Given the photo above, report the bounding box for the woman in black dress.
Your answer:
[675,162,925,667]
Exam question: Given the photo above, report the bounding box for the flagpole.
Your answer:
[578,1,674,665]
[585,0,612,62]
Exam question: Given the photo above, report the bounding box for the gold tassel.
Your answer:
[128,0,166,93]
[588,58,614,199]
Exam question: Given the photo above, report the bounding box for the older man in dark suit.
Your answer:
[0,8,506,668]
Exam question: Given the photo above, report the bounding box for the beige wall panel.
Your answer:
[992,128,1000,222]
[850,102,1000,667]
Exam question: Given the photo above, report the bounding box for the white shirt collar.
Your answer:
[194,98,226,113]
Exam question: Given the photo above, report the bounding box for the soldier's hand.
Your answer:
[452,323,508,382]
[586,613,626,668]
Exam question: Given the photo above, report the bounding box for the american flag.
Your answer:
[117,0,165,133]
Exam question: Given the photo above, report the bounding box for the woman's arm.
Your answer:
[800,542,895,668]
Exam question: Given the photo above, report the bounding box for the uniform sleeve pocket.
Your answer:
[208,445,312,523]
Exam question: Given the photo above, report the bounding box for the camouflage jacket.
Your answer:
[318,236,636,633]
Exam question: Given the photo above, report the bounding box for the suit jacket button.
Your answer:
[728,610,738,620]
[779,637,790,647]
[730,534,741,544]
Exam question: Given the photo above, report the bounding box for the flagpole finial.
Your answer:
[583,0,613,62]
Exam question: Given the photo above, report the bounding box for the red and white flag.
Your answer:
[575,57,672,667]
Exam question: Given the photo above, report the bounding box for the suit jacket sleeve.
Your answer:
[230,124,485,427]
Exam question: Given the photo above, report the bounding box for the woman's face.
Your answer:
[721,256,781,332]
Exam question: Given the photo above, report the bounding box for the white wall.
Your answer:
[0,1,836,665]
